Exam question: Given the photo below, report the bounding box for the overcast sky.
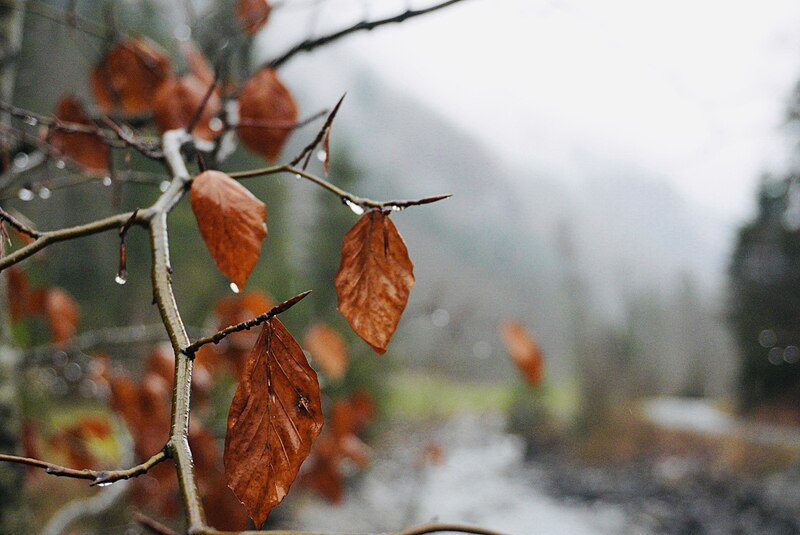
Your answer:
[330,0,800,222]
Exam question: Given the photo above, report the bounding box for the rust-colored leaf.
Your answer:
[6,265,30,321]
[182,42,215,86]
[335,211,415,354]
[237,68,297,161]
[190,170,267,288]
[91,37,171,115]
[236,0,272,35]
[304,323,348,380]
[28,287,79,346]
[49,96,110,172]
[500,321,545,386]
[224,319,323,527]
[153,74,222,141]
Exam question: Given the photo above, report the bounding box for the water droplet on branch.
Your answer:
[55,159,66,169]
[316,150,327,162]
[13,152,29,168]
[115,273,127,285]
[230,282,240,293]
[17,188,34,201]
[38,187,51,199]
[159,181,170,192]
[102,176,112,186]
[344,198,364,215]
[23,116,38,126]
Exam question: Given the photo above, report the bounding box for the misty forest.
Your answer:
[2,1,800,534]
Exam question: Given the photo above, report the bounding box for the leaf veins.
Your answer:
[190,170,267,289]
[224,319,323,527]
[335,210,415,354]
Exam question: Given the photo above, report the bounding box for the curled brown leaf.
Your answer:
[224,319,323,526]
[335,211,415,354]
[303,323,348,380]
[49,95,110,172]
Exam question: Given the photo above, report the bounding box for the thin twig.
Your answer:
[183,291,311,355]
[265,0,469,69]
[185,68,219,136]
[0,449,168,485]
[0,206,40,238]
[132,512,178,535]
[0,209,150,271]
[198,523,507,535]
[229,164,451,211]
[290,94,345,168]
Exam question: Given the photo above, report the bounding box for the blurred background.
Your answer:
[4,0,800,533]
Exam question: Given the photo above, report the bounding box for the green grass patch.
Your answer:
[386,371,515,420]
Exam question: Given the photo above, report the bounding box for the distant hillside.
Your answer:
[282,60,736,392]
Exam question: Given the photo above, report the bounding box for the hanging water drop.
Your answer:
[229,282,240,294]
[159,180,170,192]
[55,159,66,169]
[13,152,29,168]
[102,176,112,186]
[23,116,38,126]
[114,272,127,285]
[344,198,364,215]
[17,188,34,201]
[294,173,301,180]
[38,187,51,199]
[95,481,113,488]
[316,150,327,162]
[208,117,224,132]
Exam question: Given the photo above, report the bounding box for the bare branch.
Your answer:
[195,523,508,535]
[132,512,178,535]
[0,206,40,238]
[290,94,345,168]
[265,0,470,69]
[184,290,311,355]
[229,164,451,212]
[0,449,168,485]
[0,209,150,272]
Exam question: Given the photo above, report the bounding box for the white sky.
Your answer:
[340,0,800,221]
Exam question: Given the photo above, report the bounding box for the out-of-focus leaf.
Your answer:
[153,75,222,141]
[91,37,171,115]
[237,68,297,161]
[335,211,415,354]
[236,0,272,35]
[28,287,79,346]
[500,321,545,386]
[304,323,348,380]
[49,96,109,172]
[224,319,323,527]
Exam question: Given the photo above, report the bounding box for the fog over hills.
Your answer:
[284,60,737,389]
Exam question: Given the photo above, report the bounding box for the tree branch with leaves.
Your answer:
[0,1,500,534]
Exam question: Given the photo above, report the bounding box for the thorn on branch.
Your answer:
[184,290,311,356]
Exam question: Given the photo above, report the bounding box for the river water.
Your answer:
[284,413,633,535]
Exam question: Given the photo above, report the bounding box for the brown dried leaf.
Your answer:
[190,170,267,288]
[91,37,171,115]
[49,96,110,172]
[153,75,222,141]
[6,265,30,321]
[500,321,545,386]
[182,42,215,86]
[237,68,297,161]
[224,319,323,527]
[335,211,415,354]
[304,323,348,380]
[236,0,272,36]
[28,287,79,346]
